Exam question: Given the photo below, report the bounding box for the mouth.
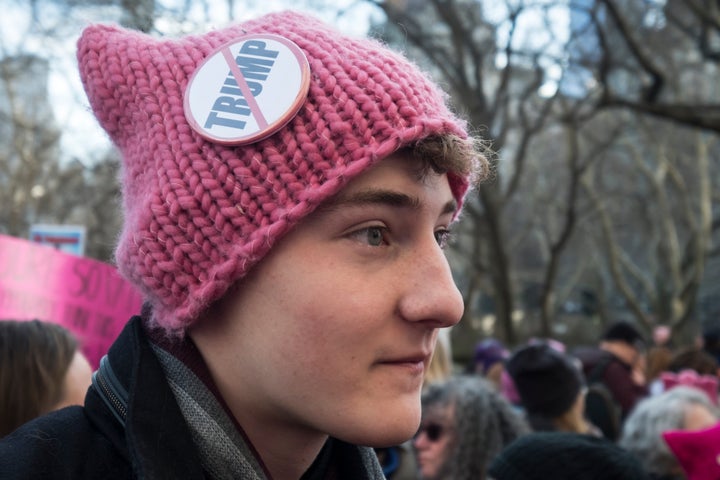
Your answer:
[377,352,431,375]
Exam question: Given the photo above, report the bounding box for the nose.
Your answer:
[413,430,429,450]
[397,238,464,328]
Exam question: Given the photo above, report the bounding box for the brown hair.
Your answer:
[668,347,718,376]
[410,134,490,186]
[0,320,78,437]
[646,346,674,382]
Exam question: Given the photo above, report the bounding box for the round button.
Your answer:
[185,34,310,145]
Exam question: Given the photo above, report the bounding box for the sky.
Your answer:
[0,0,378,165]
[1,0,568,165]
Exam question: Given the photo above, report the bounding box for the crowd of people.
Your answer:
[371,320,720,480]
[382,321,720,480]
[0,7,719,480]
[6,317,719,479]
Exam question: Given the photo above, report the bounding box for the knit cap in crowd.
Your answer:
[663,421,720,480]
[602,321,646,349]
[506,343,584,417]
[488,432,650,480]
[473,338,509,373]
[76,11,480,334]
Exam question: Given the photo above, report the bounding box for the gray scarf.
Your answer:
[151,342,386,480]
[152,344,269,480]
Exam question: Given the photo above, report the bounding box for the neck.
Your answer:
[232,406,329,480]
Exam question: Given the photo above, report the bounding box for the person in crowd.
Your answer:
[574,321,649,438]
[668,347,719,376]
[497,338,564,409]
[470,338,509,389]
[701,326,720,370]
[647,344,675,396]
[499,368,522,408]
[0,319,92,437]
[660,369,718,406]
[506,342,599,435]
[619,386,720,479]
[0,10,486,480]
[488,431,650,480]
[646,325,675,396]
[650,346,718,398]
[413,375,529,480]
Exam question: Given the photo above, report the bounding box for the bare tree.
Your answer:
[0,55,62,238]
[582,117,717,340]
[367,0,720,350]
[571,0,720,131]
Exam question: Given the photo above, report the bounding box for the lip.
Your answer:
[377,352,431,374]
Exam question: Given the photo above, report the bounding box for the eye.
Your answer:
[349,226,388,247]
[434,228,453,248]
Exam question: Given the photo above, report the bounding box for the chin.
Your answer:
[339,403,421,447]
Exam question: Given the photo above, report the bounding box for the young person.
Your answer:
[0,10,486,480]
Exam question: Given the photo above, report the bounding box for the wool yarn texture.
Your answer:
[77,10,474,334]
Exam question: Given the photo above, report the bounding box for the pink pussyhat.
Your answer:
[661,370,719,405]
[77,11,483,335]
[663,422,720,480]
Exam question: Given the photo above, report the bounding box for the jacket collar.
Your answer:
[95,316,205,479]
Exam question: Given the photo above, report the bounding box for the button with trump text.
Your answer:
[184,34,310,145]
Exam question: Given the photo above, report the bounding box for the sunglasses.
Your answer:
[415,423,447,442]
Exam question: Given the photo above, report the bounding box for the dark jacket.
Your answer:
[0,316,383,480]
[575,346,648,418]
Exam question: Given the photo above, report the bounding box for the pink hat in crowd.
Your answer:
[661,370,719,405]
[77,11,480,335]
[663,422,720,480]
[500,369,521,405]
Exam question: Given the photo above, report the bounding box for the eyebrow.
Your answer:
[322,188,457,216]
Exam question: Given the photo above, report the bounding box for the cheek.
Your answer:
[438,435,454,462]
[684,406,719,431]
[421,440,452,477]
[287,276,391,351]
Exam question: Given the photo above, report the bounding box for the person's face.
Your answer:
[683,403,719,431]
[413,403,455,479]
[191,151,464,447]
[53,350,92,410]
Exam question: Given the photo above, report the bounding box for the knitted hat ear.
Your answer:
[663,422,720,480]
[661,370,719,405]
[77,11,475,335]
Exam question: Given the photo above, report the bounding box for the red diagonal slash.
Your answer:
[221,47,269,129]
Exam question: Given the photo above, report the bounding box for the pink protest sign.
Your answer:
[0,234,143,368]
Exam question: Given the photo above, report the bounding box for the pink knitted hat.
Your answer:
[77,11,475,334]
[662,370,719,405]
[663,421,720,480]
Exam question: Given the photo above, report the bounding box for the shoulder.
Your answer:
[0,406,130,480]
[604,355,632,374]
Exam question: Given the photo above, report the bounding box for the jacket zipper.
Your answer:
[92,355,128,426]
